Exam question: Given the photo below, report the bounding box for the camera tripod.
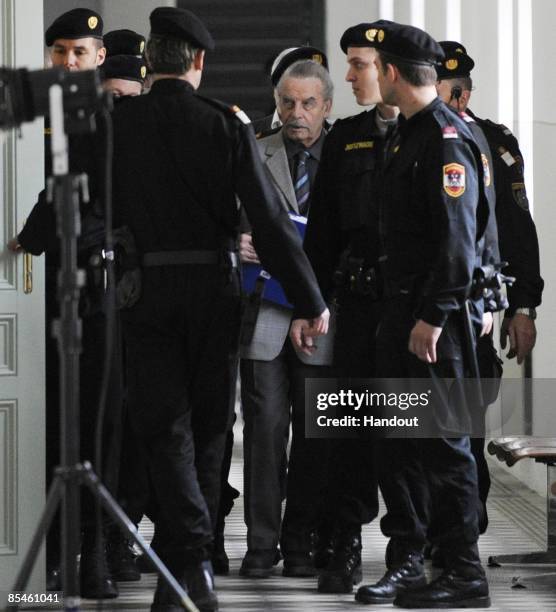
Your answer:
[7,84,197,612]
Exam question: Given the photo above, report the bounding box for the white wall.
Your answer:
[44,0,175,44]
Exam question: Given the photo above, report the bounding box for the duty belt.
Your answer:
[142,250,239,267]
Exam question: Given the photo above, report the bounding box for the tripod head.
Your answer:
[471,261,515,312]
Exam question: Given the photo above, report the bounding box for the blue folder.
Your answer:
[242,213,307,309]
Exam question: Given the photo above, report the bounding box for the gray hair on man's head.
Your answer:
[276,59,334,101]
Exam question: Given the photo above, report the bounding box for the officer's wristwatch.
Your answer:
[514,307,537,320]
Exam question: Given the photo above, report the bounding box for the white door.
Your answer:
[0,0,46,603]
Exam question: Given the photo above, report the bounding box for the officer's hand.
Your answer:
[239,233,260,264]
[290,308,330,355]
[500,314,536,364]
[7,236,22,253]
[481,312,494,337]
[408,319,443,363]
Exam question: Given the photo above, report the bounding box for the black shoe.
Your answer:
[393,571,490,608]
[239,549,280,578]
[151,561,218,612]
[355,553,426,605]
[80,535,119,599]
[107,532,141,582]
[283,552,317,577]
[46,566,62,592]
[317,533,362,594]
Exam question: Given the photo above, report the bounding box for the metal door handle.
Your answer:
[23,252,32,293]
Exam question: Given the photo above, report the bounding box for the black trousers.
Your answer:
[318,294,383,537]
[123,266,240,568]
[374,295,480,556]
[241,341,327,552]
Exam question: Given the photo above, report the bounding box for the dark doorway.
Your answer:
[178,0,325,119]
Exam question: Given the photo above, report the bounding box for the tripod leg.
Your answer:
[81,466,198,612]
[8,476,65,609]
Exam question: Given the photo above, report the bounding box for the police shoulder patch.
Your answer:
[443,163,466,197]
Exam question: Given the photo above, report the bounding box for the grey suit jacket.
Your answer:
[240,129,334,364]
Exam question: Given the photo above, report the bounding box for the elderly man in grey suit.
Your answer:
[239,59,334,579]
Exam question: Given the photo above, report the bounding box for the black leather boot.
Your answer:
[394,544,490,609]
[317,531,362,593]
[355,552,426,605]
[80,532,119,599]
[151,560,218,612]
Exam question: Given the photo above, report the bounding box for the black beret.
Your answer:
[149,7,215,51]
[361,21,444,66]
[45,8,103,46]
[436,40,475,80]
[104,29,146,57]
[270,46,329,87]
[101,55,147,83]
[340,20,394,54]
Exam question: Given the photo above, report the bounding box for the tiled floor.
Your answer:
[25,425,556,611]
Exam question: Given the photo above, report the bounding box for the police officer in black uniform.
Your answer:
[436,40,543,536]
[8,8,124,600]
[101,28,147,99]
[98,27,150,583]
[352,23,491,608]
[300,21,398,594]
[111,7,328,611]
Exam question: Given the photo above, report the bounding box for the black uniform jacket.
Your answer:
[17,126,104,267]
[459,112,500,266]
[381,97,483,328]
[304,107,386,299]
[111,78,325,319]
[468,109,543,313]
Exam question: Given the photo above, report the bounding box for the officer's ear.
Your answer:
[387,62,399,83]
[193,49,205,72]
[96,44,106,67]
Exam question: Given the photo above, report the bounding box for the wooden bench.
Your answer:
[487,437,556,566]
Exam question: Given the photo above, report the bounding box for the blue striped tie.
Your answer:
[294,149,311,215]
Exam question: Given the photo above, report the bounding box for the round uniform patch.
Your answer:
[88,16,98,30]
[446,58,458,70]
[378,29,385,42]
[141,66,147,78]
[481,153,491,187]
[443,163,466,197]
